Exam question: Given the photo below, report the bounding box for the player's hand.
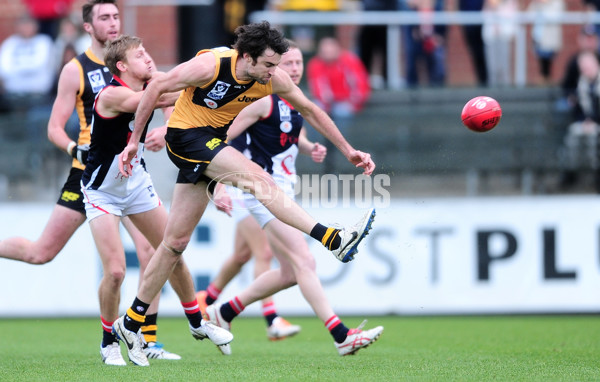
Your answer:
[145,125,167,152]
[213,186,233,217]
[71,144,90,165]
[347,149,375,176]
[118,143,138,177]
[311,142,327,163]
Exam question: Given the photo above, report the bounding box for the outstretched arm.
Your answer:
[272,68,375,175]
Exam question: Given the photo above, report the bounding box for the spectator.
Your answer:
[358,0,398,89]
[400,0,447,88]
[482,0,519,87]
[307,36,370,173]
[0,14,55,156]
[528,0,565,84]
[561,24,600,121]
[22,0,75,39]
[0,15,55,97]
[53,16,90,73]
[559,51,600,190]
[458,0,487,86]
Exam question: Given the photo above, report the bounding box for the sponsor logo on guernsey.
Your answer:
[88,69,106,93]
[238,95,260,102]
[204,98,218,109]
[207,81,230,100]
[280,121,292,133]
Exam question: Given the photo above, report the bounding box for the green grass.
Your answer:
[0,316,598,381]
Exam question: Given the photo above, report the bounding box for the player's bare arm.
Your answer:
[227,95,272,141]
[119,54,216,176]
[298,128,327,163]
[272,68,375,175]
[47,61,81,155]
[97,87,178,116]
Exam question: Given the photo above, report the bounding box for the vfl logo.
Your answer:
[87,69,106,93]
[206,138,222,150]
[60,191,80,202]
[207,81,230,100]
[194,164,201,172]
[278,100,291,121]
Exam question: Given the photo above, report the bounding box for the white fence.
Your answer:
[2,196,600,317]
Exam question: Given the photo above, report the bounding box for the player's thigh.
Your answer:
[127,206,168,250]
[165,182,211,241]
[37,204,86,253]
[237,215,271,261]
[89,214,126,271]
[205,146,274,189]
[264,218,313,271]
[121,216,154,263]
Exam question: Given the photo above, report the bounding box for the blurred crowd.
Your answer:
[2,0,600,192]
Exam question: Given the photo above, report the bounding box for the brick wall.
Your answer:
[0,0,590,85]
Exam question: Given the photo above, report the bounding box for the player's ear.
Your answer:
[82,22,92,34]
[116,60,127,73]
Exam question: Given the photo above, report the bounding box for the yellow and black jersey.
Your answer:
[169,47,273,134]
[70,49,112,169]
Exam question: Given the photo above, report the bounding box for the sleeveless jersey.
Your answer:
[81,76,153,195]
[168,47,273,136]
[70,48,113,170]
[246,95,303,184]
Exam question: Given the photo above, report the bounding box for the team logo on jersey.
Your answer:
[280,121,292,133]
[87,69,106,93]
[204,98,218,109]
[207,81,230,100]
[278,100,291,122]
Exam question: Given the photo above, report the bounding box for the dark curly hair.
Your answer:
[232,21,289,62]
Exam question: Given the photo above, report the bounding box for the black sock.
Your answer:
[102,330,118,347]
[310,223,342,250]
[330,323,350,344]
[205,295,216,305]
[124,297,149,332]
[265,313,278,327]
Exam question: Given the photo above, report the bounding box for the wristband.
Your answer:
[67,141,76,156]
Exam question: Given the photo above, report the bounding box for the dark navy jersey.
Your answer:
[81,76,153,192]
[246,95,304,178]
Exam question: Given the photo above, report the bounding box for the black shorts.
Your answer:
[56,167,85,214]
[165,127,228,190]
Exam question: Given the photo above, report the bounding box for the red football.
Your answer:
[461,96,502,132]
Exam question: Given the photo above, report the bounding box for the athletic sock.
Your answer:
[325,315,350,344]
[206,283,221,305]
[124,297,149,333]
[101,316,118,347]
[310,223,342,250]
[182,300,203,328]
[220,296,245,323]
[262,301,278,327]
[141,313,158,344]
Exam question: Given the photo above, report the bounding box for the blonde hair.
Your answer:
[105,34,142,76]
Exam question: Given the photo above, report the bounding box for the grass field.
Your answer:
[0,315,598,381]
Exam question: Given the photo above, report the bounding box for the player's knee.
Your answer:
[161,239,186,256]
[105,266,126,286]
[27,250,58,265]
